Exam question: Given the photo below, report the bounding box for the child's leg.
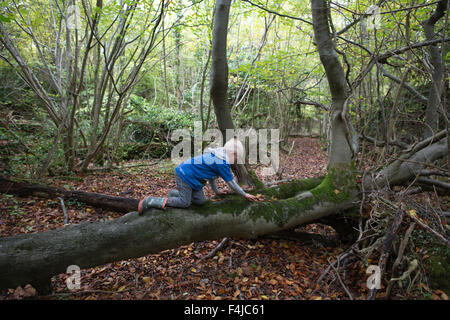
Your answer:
[166,173,192,208]
[191,189,208,205]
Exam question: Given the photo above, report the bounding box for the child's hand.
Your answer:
[244,193,259,202]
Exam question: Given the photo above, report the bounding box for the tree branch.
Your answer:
[241,0,312,25]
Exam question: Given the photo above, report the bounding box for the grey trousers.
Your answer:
[167,173,208,208]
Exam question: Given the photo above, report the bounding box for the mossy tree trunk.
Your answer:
[0,175,359,292]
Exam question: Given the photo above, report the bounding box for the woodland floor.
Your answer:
[0,137,447,300]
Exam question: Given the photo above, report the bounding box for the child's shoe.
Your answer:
[138,196,168,215]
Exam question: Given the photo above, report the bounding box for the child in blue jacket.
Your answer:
[138,138,258,214]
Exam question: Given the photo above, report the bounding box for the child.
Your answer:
[138,137,258,214]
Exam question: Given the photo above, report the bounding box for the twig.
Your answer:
[399,187,422,196]
[329,257,354,300]
[241,0,313,25]
[386,222,416,299]
[389,259,418,282]
[368,206,405,300]
[314,250,353,289]
[427,192,445,233]
[416,177,450,193]
[407,210,450,248]
[58,197,68,225]
[197,238,230,263]
[44,288,133,297]
[420,169,450,177]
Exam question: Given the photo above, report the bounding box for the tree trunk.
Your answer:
[162,17,171,110]
[0,176,332,291]
[210,0,257,187]
[0,177,138,213]
[210,0,234,136]
[422,0,447,139]
[311,0,355,168]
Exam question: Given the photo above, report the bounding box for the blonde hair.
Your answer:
[224,138,244,163]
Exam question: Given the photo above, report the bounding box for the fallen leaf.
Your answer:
[142,277,151,284]
[281,242,289,249]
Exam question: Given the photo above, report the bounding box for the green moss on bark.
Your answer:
[249,169,265,190]
[246,164,358,225]
[189,164,358,228]
[186,165,356,227]
[260,176,324,199]
[190,176,325,215]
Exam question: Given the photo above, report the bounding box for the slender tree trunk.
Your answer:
[210,0,234,137]
[311,0,354,168]
[174,4,183,109]
[210,0,256,186]
[423,0,447,138]
[200,45,212,133]
[162,17,171,110]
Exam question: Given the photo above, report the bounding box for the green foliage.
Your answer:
[1,0,448,176]
[128,94,199,131]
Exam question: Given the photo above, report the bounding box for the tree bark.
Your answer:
[311,0,355,168]
[209,0,257,187]
[0,177,138,213]
[422,0,447,138]
[210,0,234,136]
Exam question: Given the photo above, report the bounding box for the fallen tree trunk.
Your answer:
[0,175,323,214]
[0,174,347,292]
[368,137,448,189]
[0,176,139,213]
